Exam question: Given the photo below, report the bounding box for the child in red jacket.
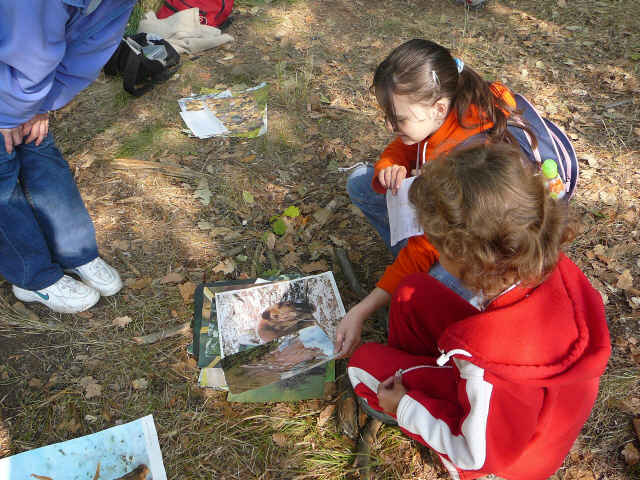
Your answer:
[347,144,610,479]
[338,39,523,357]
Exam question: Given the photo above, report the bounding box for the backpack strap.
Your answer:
[120,39,156,97]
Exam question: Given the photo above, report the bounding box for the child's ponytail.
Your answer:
[454,64,512,142]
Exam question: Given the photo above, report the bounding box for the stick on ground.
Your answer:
[334,247,368,298]
[132,322,191,345]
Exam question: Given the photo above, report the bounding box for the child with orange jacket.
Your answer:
[338,39,522,356]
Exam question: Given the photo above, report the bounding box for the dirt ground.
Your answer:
[1,0,639,478]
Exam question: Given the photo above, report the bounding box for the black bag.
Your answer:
[104,33,180,97]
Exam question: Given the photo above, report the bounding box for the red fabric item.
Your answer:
[374,83,516,295]
[157,0,233,28]
[348,254,610,479]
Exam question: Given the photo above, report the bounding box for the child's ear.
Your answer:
[434,97,451,119]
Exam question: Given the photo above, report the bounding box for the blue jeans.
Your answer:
[346,164,406,256]
[0,133,99,290]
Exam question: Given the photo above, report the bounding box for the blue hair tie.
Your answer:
[455,57,464,74]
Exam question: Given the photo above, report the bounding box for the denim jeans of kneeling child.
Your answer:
[0,133,99,290]
[346,164,407,257]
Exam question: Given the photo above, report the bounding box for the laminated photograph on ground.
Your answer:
[0,415,166,480]
[178,83,268,139]
[220,325,335,394]
[214,272,345,359]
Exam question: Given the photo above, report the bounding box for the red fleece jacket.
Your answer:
[375,83,516,295]
[348,254,611,479]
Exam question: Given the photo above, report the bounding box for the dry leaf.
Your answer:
[272,432,288,447]
[132,378,148,390]
[178,281,196,303]
[264,232,276,250]
[113,239,130,251]
[213,259,236,274]
[317,404,336,427]
[112,316,133,328]
[194,178,212,205]
[159,272,184,284]
[12,301,40,322]
[281,251,300,268]
[617,270,634,291]
[633,418,640,441]
[599,190,617,206]
[302,260,328,273]
[28,378,43,388]
[630,297,640,310]
[79,376,95,387]
[622,442,640,465]
[126,277,152,290]
[562,468,595,480]
[84,382,103,399]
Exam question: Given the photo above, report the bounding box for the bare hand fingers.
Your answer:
[35,119,49,146]
[2,135,12,154]
[380,169,391,189]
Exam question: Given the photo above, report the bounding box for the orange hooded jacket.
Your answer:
[375,83,516,294]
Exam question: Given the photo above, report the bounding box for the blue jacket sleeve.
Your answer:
[0,1,69,128]
[0,0,136,129]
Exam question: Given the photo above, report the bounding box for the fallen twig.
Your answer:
[334,247,368,298]
[603,99,633,109]
[132,322,191,345]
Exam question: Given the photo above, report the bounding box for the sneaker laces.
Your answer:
[79,258,113,281]
[51,276,87,295]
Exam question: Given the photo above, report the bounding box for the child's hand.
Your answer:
[334,306,366,358]
[377,370,407,415]
[378,165,407,195]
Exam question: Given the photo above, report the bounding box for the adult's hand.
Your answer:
[22,112,50,146]
[377,165,407,195]
[0,126,24,154]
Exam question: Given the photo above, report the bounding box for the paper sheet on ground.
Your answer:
[0,415,166,480]
[180,109,229,138]
[387,176,424,246]
[178,83,268,139]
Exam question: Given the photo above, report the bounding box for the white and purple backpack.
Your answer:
[508,94,579,199]
[466,93,579,199]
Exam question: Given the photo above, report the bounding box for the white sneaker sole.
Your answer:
[12,287,100,314]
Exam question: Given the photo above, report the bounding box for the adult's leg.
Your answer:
[18,133,99,270]
[0,143,63,290]
[346,164,406,256]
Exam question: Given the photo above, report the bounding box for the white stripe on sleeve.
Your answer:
[395,358,493,470]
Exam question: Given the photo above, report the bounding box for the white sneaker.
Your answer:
[13,275,100,314]
[66,257,123,296]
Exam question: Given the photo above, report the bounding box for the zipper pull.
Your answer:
[436,348,472,366]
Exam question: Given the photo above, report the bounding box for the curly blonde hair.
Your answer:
[409,143,572,297]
